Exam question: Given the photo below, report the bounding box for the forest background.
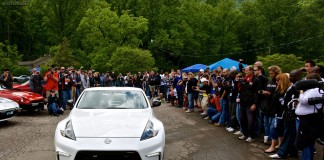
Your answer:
[0,0,323,75]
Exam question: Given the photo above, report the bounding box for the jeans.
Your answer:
[219,99,230,125]
[301,145,314,160]
[176,88,183,108]
[255,105,261,137]
[277,120,298,158]
[160,85,167,100]
[75,87,81,101]
[188,93,194,110]
[48,103,63,114]
[270,117,284,140]
[112,81,116,87]
[240,104,257,138]
[62,90,68,109]
[145,82,151,98]
[207,108,221,123]
[236,103,241,131]
[264,115,274,140]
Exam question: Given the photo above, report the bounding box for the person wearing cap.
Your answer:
[195,77,211,116]
[30,68,43,95]
[0,69,14,89]
[47,90,64,116]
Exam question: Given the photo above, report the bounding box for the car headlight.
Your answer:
[13,102,19,109]
[140,120,159,141]
[60,120,76,141]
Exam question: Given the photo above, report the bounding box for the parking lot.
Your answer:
[0,103,323,160]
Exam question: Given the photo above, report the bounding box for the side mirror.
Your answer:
[152,97,161,107]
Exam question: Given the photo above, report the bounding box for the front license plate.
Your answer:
[32,103,39,106]
[6,111,14,116]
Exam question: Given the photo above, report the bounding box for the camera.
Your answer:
[308,97,324,105]
[296,80,324,106]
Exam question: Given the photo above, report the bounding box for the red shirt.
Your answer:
[210,96,221,112]
[44,71,58,91]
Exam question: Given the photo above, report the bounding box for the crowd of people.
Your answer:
[1,59,323,159]
[165,60,324,160]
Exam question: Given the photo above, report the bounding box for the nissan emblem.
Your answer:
[104,138,112,144]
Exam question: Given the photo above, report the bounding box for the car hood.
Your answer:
[0,90,43,101]
[0,98,19,110]
[71,108,152,138]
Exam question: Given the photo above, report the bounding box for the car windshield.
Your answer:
[77,90,148,109]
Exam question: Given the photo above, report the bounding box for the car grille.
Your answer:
[74,151,142,160]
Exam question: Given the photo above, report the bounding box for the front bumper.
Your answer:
[54,129,165,160]
[20,102,44,111]
[0,109,19,122]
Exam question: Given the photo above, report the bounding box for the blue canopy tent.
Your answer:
[208,58,247,71]
[181,64,207,73]
[29,66,41,73]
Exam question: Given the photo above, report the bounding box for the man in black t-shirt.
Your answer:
[0,69,13,89]
[185,72,198,113]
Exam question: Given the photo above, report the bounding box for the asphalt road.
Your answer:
[0,102,323,160]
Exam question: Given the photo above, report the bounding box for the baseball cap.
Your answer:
[199,69,204,72]
[200,78,208,83]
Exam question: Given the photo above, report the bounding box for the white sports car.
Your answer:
[0,97,20,122]
[54,87,165,160]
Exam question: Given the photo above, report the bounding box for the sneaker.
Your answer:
[200,112,206,116]
[238,135,246,140]
[226,127,232,130]
[227,128,235,132]
[201,115,208,119]
[234,131,243,135]
[185,109,193,113]
[204,116,209,120]
[269,154,282,159]
[317,138,324,145]
[245,137,254,143]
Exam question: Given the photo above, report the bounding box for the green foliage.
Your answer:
[0,42,22,71]
[110,47,155,74]
[0,0,323,70]
[11,66,30,76]
[40,63,52,76]
[257,53,304,73]
[77,1,148,72]
[50,37,80,68]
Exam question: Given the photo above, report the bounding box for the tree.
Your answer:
[50,37,80,68]
[0,42,22,71]
[77,1,148,72]
[257,53,304,73]
[110,47,155,73]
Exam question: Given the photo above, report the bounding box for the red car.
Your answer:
[1,84,44,111]
[13,81,46,96]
